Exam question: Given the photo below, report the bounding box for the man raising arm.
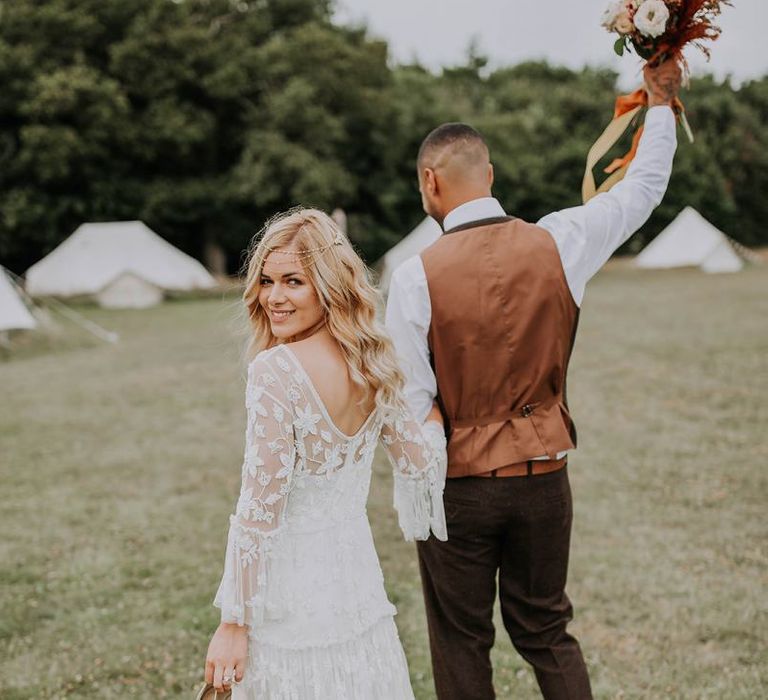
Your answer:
[385,61,681,700]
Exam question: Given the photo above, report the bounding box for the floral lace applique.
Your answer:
[214,345,447,630]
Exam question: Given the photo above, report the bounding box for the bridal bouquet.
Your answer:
[583,0,731,202]
[602,0,730,66]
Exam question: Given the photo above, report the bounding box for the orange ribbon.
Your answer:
[604,89,648,174]
[582,89,690,203]
[614,88,649,118]
[605,125,645,175]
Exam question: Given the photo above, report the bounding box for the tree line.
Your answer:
[1,0,765,275]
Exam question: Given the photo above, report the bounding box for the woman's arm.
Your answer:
[380,400,447,542]
[206,356,296,691]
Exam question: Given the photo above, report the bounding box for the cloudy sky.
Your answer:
[333,0,765,88]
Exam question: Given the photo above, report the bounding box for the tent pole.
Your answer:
[1,266,119,345]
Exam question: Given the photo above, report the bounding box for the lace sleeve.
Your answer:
[380,407,447,542]
[213,356,296,627]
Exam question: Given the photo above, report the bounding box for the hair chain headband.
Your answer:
[263,227,345,259]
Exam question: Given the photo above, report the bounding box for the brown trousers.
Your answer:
[417,467,593,700]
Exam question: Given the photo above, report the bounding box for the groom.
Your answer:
[385,60,682,700]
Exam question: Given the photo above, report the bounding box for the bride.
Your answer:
[204,208,447,698]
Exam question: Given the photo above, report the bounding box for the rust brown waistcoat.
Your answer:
[421,217,579,477]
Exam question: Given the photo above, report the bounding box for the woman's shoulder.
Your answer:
[245,345,298,390]
[248,344,292,370]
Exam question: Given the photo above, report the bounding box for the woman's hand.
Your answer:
[426,401,444,427]
[205,622,248,692]
[422,402,449,542]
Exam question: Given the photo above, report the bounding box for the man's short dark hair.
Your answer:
[417,123,488,168]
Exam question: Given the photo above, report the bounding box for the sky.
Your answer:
[333,0,766,89]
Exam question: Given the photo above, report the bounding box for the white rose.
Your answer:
[600,0,624,30]
[633,0,670,38]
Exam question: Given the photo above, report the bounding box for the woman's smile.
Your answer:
[269,308,295,323]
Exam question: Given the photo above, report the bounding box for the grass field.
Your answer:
[1,266,766,699]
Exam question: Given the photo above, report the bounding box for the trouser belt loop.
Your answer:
[527,460,534,477]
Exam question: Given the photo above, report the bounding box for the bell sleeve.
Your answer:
[380,407,448,542]
[213,357,296,628]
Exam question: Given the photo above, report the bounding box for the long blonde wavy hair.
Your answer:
[242,208,405,412]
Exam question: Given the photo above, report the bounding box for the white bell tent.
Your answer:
[635,207,745,273]
[0,267,37,332]
[26,221,217,308]
[378,216,442,294]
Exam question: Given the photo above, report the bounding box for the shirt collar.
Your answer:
[443,197,506,233]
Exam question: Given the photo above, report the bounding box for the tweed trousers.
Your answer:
[417,467,593,700]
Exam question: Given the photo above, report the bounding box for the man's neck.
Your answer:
[443,197,506,233]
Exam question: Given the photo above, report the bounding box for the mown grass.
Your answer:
[1,267,766,699]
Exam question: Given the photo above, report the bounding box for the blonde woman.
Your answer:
[204,208,447,698]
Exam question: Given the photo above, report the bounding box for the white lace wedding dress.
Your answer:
[214,344,447,699]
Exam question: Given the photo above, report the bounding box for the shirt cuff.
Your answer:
[645,104,676,127]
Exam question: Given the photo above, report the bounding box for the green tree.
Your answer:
[0,2,765,274]
[0,0,400,272]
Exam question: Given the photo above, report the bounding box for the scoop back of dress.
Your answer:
[213,344,446,699]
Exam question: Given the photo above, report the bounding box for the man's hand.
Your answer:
[644,60,683,107]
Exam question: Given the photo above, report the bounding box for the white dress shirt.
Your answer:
[386,105,678,426]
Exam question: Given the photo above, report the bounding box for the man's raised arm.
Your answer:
[538,61,682,306]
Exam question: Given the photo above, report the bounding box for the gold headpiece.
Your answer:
[263,227,345,261]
